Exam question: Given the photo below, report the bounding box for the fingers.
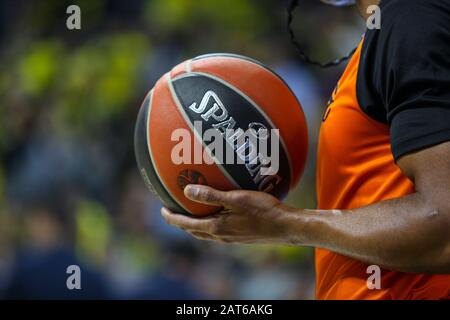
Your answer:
[161,207,218,233]
[190,231,217,241]
[184,184,230,206]
[161,207,261,245]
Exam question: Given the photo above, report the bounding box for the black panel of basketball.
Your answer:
[171,73,291,199]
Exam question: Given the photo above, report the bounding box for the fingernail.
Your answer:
[184,185,199,199]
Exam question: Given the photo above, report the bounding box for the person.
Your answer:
[161,0,450,299]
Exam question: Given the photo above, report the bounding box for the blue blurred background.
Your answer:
[0,0,364,299]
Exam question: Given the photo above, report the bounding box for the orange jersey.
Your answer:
[315,38,450,299]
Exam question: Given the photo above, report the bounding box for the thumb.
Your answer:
[184,184,229,206]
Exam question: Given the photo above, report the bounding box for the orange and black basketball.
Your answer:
[134,53,308,216]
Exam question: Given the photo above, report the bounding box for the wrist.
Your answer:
[273,204,314,246]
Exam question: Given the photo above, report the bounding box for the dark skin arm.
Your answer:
[162,141,450,274]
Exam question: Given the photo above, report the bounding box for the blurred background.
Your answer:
[0,0,364,299]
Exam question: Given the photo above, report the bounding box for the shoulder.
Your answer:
[378,0,450,43]
[357,0,450,123]
[357,0,450,161]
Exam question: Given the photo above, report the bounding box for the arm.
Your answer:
[295,141,450,274]
[162,141,450,274]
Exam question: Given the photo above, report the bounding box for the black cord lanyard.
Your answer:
[287,0,358,68]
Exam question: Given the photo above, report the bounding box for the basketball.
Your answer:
[134,53,308,216]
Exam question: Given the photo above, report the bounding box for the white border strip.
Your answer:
[185,59,192,73]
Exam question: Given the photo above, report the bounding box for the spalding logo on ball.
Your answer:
[134,53,308,216]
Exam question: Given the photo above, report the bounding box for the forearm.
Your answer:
[282,192,450,273]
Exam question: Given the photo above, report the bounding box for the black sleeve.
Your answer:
[358,0,450,161]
